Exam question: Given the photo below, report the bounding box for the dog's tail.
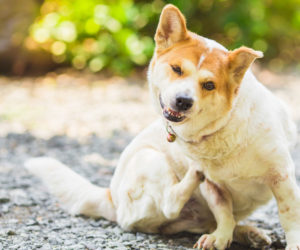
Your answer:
[25,157,116,221]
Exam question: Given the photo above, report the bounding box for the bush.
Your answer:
[27,0,300,74]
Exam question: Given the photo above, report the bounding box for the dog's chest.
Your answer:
[181,141,274,216]
[179,135,270,179]
[177,125,246,162]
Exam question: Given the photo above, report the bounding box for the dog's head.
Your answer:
[148,4,263,140]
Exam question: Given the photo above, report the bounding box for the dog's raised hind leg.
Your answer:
[161,166,205,220]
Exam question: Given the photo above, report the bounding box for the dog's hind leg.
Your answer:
[161,166,205,220]
[110,147,205,232]
[25,157,116,221]
[233,225,271,248]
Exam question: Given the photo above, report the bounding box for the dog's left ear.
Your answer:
[228,46,263,83]
[155,4,189,52]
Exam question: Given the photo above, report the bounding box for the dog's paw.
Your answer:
[234,225,272,248]
[286,244,300,250]
[247,228,272,248]
[193,233,231,250]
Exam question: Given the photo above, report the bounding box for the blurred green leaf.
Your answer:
[28,0,300,74]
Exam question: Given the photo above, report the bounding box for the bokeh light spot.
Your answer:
[89,57,104,72]
[253,39,268,52]
[32,28,50,43]
[106,18,122,33]
[72,55,87,70]
[51,41,66,56]
[54,21,77,43]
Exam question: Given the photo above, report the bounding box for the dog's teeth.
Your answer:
[165,107,183,119]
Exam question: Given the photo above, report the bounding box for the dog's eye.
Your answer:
[202,81,215,91]
[171,65,183,76]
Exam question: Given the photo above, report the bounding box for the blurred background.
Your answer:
[1,0,300,75]
[0,1,300,248]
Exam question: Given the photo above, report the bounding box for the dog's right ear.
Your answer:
[155,4,189,52]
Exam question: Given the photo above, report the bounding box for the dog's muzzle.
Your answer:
[159,94,186,122]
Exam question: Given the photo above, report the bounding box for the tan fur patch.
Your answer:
[265,170,288,187]
[106,188,113,203]
[279,205,290,214]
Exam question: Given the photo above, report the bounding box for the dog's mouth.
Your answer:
[159,95,185,123]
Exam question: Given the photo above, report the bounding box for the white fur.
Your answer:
[204,37,227,52]
[197,54,206,69]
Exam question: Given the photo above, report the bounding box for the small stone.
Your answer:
[121,233,135,241]
[0,197,9,204]
[1,204,10,213]
[7,230,16,236]
[26,219,39,226]
[68,245,83,249]
[40,243,51,250]
[112,227,122,235]
[64,239,75,246]
[136,235,144,241]
[80,242,96,249]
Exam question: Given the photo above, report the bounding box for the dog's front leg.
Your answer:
[194,179,235,250]
[268,165,300,250]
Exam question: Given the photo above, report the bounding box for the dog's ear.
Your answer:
[155,4,189,52]
[228,46,263,83]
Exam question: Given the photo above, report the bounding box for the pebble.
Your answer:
[0,197,10,204]
[121,233,136,241]
[64,239,76,246]
[7,230,16,236]
[81,242,96,249]
[40,244,52,250]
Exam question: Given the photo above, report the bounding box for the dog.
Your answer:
[25,4,299,250]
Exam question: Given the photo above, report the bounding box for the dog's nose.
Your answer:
[175,94,193,111]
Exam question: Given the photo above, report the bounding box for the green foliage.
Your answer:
[28,0,300,74]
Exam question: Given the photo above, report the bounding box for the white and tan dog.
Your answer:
[25,4,299,250]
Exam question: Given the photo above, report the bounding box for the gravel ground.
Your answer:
[0,69,299,250]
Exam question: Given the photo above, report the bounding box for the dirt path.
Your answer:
[0,69,299,249]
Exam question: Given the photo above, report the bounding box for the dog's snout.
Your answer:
[175,94,193,111]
